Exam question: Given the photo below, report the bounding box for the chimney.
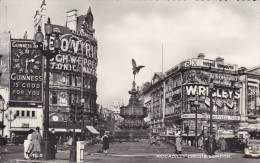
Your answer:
[197,53,205,59]
[66,9,78,31]
[216,57,224,63]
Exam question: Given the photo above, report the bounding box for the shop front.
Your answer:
[6,107,43,138]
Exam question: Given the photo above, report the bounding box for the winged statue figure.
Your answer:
[132,59,145,81]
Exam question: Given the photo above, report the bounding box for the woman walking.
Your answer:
[175,128,182,154]
[24,129,34,159]
[102,132,110,154]
[26,127,42,159]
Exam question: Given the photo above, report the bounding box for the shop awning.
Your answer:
[49,128,68,132]
[10,128,35,132]
[86,125,100,134]
[49,128,82,133]
[68,129,82,133]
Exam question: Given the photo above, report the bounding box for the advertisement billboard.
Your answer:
[10,39,43,102]
[48,25,98,77]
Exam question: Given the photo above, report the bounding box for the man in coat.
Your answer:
[102,132,110,154]
[49,129,58,159]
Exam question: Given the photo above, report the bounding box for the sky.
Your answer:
[1,0,260,108]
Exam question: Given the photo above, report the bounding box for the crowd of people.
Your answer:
[149,128,229,155]
[23,127,59,160]
[21,128,110,160]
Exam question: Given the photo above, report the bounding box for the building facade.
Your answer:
[142,53,260,140]
[38,7,98,136]
[0,1,99,138]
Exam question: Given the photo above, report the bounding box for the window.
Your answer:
[69,74,72,85]
[52,92,58,104]
[32,111,35,117]
[53,73,58,84]
[27,111,30,117]
[68,93,72,105]
[75,76,78,86]
[16,110,20,117]
[21,111,25,117]
[61,73,66,84]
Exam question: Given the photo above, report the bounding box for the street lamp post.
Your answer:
[69,99,85,162]
[35,17,61,160]
[0,97,5,136]
[70,104,77,162]
[194,98,199,148]
[208,78,215,155]
[5,110,16,137]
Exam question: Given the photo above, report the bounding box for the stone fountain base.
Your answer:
[114,128,149,141]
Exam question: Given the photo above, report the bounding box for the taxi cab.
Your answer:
[244,139,260,158]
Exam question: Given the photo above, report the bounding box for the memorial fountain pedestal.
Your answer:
[115,82,149,141]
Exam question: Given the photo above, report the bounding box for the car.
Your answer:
[12,135,27,145]
[244,139,260,158]
[0,137,7,145]
[225,137,246,152]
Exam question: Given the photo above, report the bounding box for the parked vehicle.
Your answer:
[244,139,260,158]
[0,137,7,145]
[12,135,27,145]
[225,137,246,152]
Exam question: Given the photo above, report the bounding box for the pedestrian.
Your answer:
[11,133,15,145]
[175,128,182,154]
[102,132,110,154]
[156,135,161,146]
[150,135,156,145]
[24,129,34,159]
[212,135,217,154]
[65,135,72,146]
[218,137,222,150]
[198,136,203,149]
[188,140,191,146]
[220,137,227,152]
[50,129,58,159]
[26,127,42,159]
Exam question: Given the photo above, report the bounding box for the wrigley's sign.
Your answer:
[185,85,240,99]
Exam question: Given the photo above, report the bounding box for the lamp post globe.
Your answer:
[45,18,53,36]
[0,98,5,136]
[35,26,44,43]
[53,36,61,50]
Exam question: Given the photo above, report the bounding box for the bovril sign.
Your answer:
[48,25,98,77]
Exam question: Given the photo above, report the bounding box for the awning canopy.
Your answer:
[86,125,100,135]
[49,128,68,132]
[69,129,82,133]
[49,128,82,133]
[10,128,35,132]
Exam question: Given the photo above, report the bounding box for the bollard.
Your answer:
[76,141,85,162]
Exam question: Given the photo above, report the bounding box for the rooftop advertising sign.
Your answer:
[183,58,238,72]
[49,25,98,77]
[10,39,43,102]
